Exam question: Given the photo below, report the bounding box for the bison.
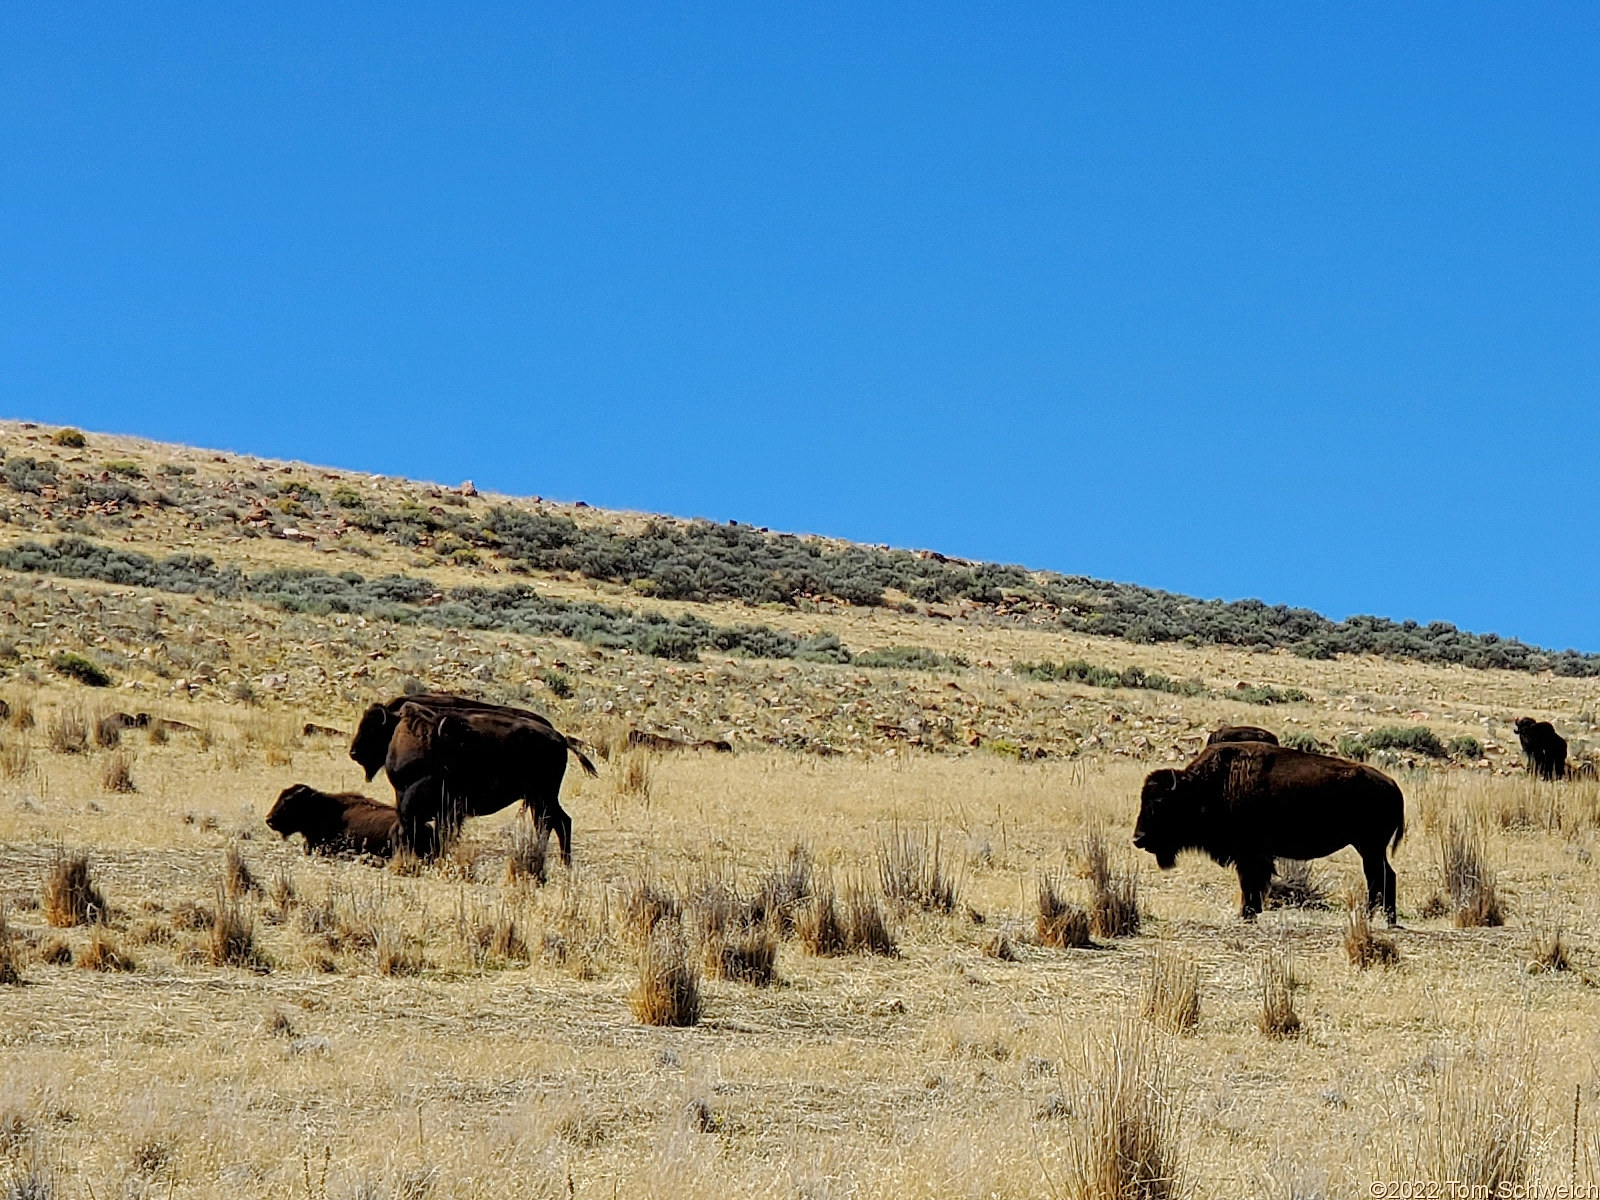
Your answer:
[1514,717,1567,782]
[1134,741,1405,923]
[1206,725,1279,747]
[349,692,558,782]
[382,702,597,862]
[627,730,734,754]
[265,784,404,857]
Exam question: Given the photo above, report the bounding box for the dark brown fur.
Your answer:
[348,692,562,781]
[302,723,345,738]
[1135,742,1405,923]
[265,784,401,857]
[1206,725,1279,747]
[385,703,596,863]
[1514,717,1567,781]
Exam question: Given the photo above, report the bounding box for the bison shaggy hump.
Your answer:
[1134,742,1405,924]
[1206,726,1279,747]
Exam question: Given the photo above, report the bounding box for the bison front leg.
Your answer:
[397,778,441,860]
[1236,858,1272,921]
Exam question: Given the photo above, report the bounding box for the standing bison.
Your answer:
[1134,741,1405,923]
[1514,717,1567,781]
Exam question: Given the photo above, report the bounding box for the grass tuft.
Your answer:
[1440,816,1504,927]
[43,852,105,927]
[77,928,134,972]
[1082,830,1140,938]
[1343,901,1400,970]
[1069,1020,1185,1200]
[1141,949,1200,1034]
[99,752,135,794]
[875,822,960,913]
[1036,871,1093,949]
[631,929,701,1027]
[1258,949,1302,1039]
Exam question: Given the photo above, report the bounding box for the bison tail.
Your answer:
[568,742,599,778]
[1390,810,1406,853]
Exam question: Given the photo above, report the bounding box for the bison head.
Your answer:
[1132,768,1191,870]
[349,704,396,781]
[266,784,318,838]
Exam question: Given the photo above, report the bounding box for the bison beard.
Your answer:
[1133,742,1405,924]
[1514,717,1567,781]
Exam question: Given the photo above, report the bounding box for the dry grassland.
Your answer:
[2,423,1600,1196]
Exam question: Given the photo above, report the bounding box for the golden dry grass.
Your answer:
[6,423,1600,1194]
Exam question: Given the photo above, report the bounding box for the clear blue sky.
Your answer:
[4,5,1597,650]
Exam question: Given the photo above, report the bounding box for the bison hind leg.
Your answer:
[1360,847,1399,926]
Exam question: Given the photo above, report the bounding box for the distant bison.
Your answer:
[302,723,345,738]
[349,692,557,782]
[1206,726,1279,747]
[1514,717,1567,781]
[265,784,402,857]
[386,703,597,862]
[627,730,734,754]
[1134,741,1405,923]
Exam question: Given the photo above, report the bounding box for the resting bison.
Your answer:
[384,702,597,862]
[303,723,345,738]
[265,784,402,857]
[1134,742,1405,923]
[627,730,734,754]
[1514,718,1567,781]
[1206,726,1279,747]
[349,692,557,781]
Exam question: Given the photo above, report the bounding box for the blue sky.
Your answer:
[3,5,1598,650]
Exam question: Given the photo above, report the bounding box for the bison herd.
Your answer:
[262,699,1578,927]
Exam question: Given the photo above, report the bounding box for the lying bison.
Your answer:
[1514,717,1567,781]
[380,701,596,862]
[1206,725,1279,747]
[1134,741,1405,923]
[265,784,403,857]
[627,730,734,754]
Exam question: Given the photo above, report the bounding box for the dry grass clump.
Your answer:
[631,929,701,1026]
[747,843,812,934]
[267,867,295,923]
[1258,949,1302,1039]
[93,713,123,748]
[1418,1045,1533,1192]
[0,735,31,779]
[539,881,611,979]
[77,928,135,972]
[1082,829,1140,938]
[1344,900,1400,970]
[876,823,960,913]
[100,751,135,793]
[709,924,779,985]
[624,871,682,942]
[7,694,34,730]
[796,871,897,957]
[46,707,88,755]
[223,845,258,899]
[615,750,654,804]
[1141,950,1200,1034]
[0,907,23,985]
[505,815,548,885]
[374,919,425,977]
[1036,871,1093,949]
[208,890,267,971]
[1440,815,1504,927]
[43,852,106,927]
[462,902,530,968]
[1068,1020,1185,1200]
[982,932,1020,961]
[1526,922,1572,974]
[1266,858,1331,909]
